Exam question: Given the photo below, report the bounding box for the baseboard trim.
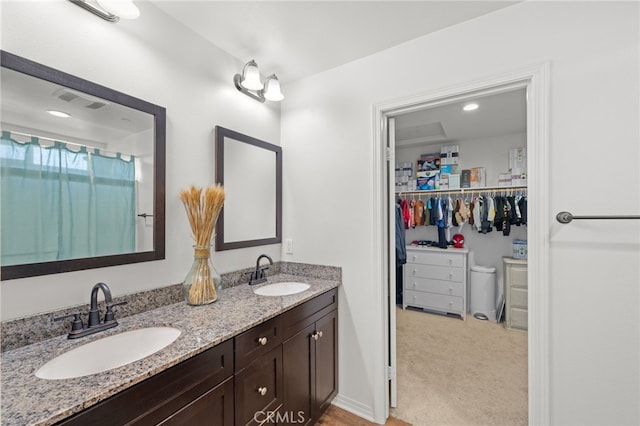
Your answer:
[331,393,379,424]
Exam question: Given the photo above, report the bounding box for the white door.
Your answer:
[387,117,397,408]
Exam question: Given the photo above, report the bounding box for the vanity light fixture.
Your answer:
[68,0,140,23]
[233,60,284,103]
[463,102,479,112]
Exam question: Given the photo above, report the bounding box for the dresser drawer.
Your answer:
[404,289,463,313]
[508,265,528,288]
[235,315,282,372]
[404,277,464,297]
[407,251,465,267]
[510,287,528,308]
[406,264,464,282]
[508,307,528,330]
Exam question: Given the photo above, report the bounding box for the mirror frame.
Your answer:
[0,50,166,280]
[214,126,282,251]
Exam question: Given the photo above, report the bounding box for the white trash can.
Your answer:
[470,265,497,322]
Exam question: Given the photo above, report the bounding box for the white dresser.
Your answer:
[503,257,528,331]
[403,246,468,319]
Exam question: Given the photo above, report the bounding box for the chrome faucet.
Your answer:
[55,282,127,339]
[249,254,273,285]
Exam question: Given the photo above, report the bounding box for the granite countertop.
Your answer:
[1,274,340,426]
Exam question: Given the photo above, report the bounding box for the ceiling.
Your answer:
[394,88,527,147]
[149,1,525,142]
[150,1,520,83]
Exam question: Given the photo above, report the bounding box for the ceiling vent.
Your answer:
[52,88,109,110]
[396,122,447,147]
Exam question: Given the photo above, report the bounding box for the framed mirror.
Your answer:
[215,126,282,251]
[0,50,165,280]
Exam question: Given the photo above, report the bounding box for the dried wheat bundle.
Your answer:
[180,184,225,305]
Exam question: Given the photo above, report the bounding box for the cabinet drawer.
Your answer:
[404,277,464,297]
[235,315,282,371]
[508,307,528,330]
[407,251,464,267]
[404,289,463,314]
[235,345,283,426]
[508,266,528,288]
[510,287,528,308]
[406,264,464,282]
[282,289,337,339]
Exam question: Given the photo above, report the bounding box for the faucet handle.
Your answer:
[54,313,84,332]
[104,301,128,323]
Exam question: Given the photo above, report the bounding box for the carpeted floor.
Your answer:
[390,307,528,426]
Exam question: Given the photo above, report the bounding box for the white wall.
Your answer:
[0,1,282,320]
[281,2,639,425]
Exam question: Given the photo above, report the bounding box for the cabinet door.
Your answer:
[313,310,338,420]
[235,345,283,426]
[158,377,234,426]
[282,323,314,426]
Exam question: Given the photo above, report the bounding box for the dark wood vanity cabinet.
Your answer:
[55,289,337,426]
[282,289,338,425]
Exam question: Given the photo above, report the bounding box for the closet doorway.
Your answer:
[393,88,528,425]
[372,65,551,425]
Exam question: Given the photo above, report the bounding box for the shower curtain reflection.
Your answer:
[0,131,136,266]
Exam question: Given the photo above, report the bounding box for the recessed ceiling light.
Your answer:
[463,103,479,112]
[47,110,71,118]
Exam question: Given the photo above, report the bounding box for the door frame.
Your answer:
[371,63,550,425]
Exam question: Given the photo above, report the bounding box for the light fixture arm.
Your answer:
[233,74,266,103]
[68,0,120,22]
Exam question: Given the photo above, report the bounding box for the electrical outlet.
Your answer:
[285,239,294,254]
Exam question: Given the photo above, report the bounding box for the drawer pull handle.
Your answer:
[257,336,268,346]
[448,258,453,264]
[311,331,323,341]
[413,269,417,275]
[257,386,268,396]
[449,287,453,294]
[449,273,453,279]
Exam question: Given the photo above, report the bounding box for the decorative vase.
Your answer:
[182,245,222,306]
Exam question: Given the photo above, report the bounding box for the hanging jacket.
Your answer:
[518,196,528,225]
[414,200,425,226]
[395,203,407,264]
[401,199,411,229]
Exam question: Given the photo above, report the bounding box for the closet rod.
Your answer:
[556,211,640,224]
[398,185,527,197]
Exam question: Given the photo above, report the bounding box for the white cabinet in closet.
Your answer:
[503,257,528,331]
[403,246,468,319]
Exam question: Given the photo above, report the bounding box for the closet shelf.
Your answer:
[397,185,527,197]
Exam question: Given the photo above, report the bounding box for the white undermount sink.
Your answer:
[35,327,181,380]
[253,282,311,297]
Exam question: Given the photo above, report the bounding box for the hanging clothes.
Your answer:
[414,199,425,226]
[395,202,407,264]
[395,202,406,305]
[401,199,411,229]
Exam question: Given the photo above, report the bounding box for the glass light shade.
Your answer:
[263,75,284,101]
[97,0,140,19]
[241,60,264,91]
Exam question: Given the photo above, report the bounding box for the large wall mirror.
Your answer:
[215,126,281,251]
[0,51,166,280]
